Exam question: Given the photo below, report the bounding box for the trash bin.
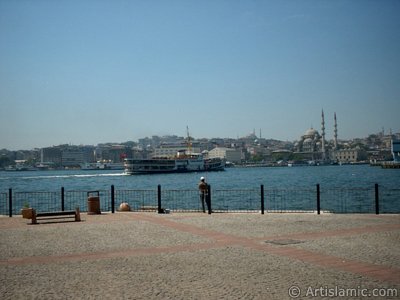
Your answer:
[87,191,101,215]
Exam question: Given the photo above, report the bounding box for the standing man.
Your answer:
[198,176,208,213]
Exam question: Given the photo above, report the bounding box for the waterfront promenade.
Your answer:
[1,212,399,299]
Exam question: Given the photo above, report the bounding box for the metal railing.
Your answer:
[64,190,111,212]
[161,189,202,212]
[115,189,157,211]
[320,188,375,213]
[212,189,260,212]
[380,188,400,214]
[0,192,8,216]
[1,184,400,216]
[265,188,316,213]
[13,191,60,215]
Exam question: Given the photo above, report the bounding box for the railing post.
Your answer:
[111,185,115,213]
[9,188,12,217]
[206,184,211,214]
[61,187,65,211]
[157,185,162,213]
[375,183,379,215]
[316,184,321,215]
[261,184,265,214]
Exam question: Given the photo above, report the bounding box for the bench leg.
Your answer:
[75,207,81,222]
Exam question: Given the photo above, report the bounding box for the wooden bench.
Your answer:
[31,207,81,225]
[140,205,158,212]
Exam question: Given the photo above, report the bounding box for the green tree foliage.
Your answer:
[0,156,12,168]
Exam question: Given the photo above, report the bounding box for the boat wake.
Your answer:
[0,172,127,180]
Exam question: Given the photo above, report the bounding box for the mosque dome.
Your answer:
[304,128,318,137]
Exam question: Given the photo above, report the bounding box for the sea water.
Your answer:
[1,164,399,213]
[0,164,399,192]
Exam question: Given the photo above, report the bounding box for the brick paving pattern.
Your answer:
[0,212,399,299]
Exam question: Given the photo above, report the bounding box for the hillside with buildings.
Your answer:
[1,127,399,170]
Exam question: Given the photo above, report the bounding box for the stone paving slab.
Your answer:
[0,212,399,299]
[0,216,210,259]
[166,213,400,239]
[291,231,400,268]
[1,247,398,300]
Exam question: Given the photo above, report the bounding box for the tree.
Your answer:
[0,156,12,168]
[250,153,264,162]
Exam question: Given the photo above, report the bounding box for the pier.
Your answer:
[381,162,400,169]
[370,161,400,169]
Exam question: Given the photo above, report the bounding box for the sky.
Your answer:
[1,0,399,150]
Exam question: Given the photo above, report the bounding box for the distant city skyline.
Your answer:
[1,1,399,150]
[2,124,398,152]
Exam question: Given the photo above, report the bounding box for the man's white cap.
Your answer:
[200,177,205,180]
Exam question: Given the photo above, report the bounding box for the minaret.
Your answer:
[321,109,326,160]
[334,112,338,150]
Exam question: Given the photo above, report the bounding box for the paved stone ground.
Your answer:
[0,212,399,299]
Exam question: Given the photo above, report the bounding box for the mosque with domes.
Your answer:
[296,128,323,153]
[294,110,338,162]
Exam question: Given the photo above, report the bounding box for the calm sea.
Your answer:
[1,164,399,214]
[1,164,399,192]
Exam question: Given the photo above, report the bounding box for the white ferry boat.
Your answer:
[124,151,225,175]
[80,161,124,170]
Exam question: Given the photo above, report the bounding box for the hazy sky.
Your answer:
[1,0,399,150]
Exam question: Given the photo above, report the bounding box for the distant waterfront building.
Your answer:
[208,147,242,164]
[61,146,95,167]
[61,149,85,167]
[95,144,131,163]
[40,145,95,168]
[153,144,201,158]
[247,145,272,157]
[42,147,62,166]
[332,149,367,163]
[138,135,185,149]
[392,140,400,162]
